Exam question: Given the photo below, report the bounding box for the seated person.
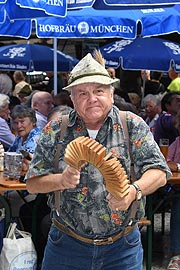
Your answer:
[31,91,54,129]
[53,90,74,108]
[7,104,47,266]
[128,92,141,115]
[6,105,42,217]
[13,71,32,97]
[9,104,42,170]
[154,92,180,146]
[144,71,165,96]
[0,94,15,150]
[166,136,180,270]
[143,94,161,133]
[113,94,138,114]
[16,84,32,105]
[0,142,4,171]
[48,105,72,122]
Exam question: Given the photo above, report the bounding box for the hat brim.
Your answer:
[63,75,119,91]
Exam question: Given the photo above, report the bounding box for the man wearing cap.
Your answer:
[25,52,171,270]
[13,71,32,97]
[16,84,32,104]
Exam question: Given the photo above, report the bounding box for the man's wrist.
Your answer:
[132,183,142,201]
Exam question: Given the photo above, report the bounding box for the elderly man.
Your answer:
[25,52,171,270]
[143,94,161,133]
[0,94,15,150]
[31,91,54,129]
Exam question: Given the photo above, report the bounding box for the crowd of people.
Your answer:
[0,54,180,270]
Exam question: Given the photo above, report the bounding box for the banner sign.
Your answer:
[36,8,138,39]
[16,0,67,17]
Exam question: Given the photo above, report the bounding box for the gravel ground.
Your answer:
[142,212,171,270]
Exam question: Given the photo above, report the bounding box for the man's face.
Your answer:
[0,105,10,121]
[167,95,180,115]
[145,101,158,119]
[71,83,114,127]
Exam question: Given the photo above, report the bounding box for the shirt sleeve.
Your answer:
[25,119,61,179]
[0,118,15,150]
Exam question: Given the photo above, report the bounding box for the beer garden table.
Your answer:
[0,172,44,243]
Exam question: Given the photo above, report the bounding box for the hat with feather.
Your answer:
[63,50,119,91]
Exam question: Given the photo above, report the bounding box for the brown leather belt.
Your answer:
[52,218,135,245]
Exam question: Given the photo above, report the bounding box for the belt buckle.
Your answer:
[93,237,113,245]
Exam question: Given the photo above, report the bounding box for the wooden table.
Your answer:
[0,172,26,191]
[0,172,44,242]
[146,172,180,270]
[168,172,180,184]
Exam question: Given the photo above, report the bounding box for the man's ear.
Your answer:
[111,92,114,104]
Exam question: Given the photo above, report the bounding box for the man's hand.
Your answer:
[107,185,136,211]
[167,161,178,172]
[61,165,80,189]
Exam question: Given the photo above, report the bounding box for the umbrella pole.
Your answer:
[53,37,58,96]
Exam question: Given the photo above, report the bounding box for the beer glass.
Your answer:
[159,139,169,159]
[3,152,22,179]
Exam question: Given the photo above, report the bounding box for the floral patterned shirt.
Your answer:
[26,106,171,237]
[8,127,42,154]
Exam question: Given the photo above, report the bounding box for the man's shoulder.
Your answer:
[159,112,173,119]
[168,77,180,91]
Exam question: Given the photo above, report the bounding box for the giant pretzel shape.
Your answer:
[64,136,130,199]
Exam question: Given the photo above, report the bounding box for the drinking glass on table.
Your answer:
[159,138,169,159]
[3,152,22,179]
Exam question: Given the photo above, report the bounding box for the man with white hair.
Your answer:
[0,94,15,150]
[26,51,171,270]
[143,94,161,133]
[31,91,54,129]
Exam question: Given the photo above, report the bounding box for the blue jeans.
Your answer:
[170,196,180,254]
[41,225,143,270]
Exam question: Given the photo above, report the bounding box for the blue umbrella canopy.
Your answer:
[1,4,180,39]
[94,0,180,8]
[1,0,180,23]
[0,43,79,72]
[99,37,180,72]
[1,5,180,40]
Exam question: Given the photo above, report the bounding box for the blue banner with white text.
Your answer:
[36,8,138,39]
[16,0,67,16]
